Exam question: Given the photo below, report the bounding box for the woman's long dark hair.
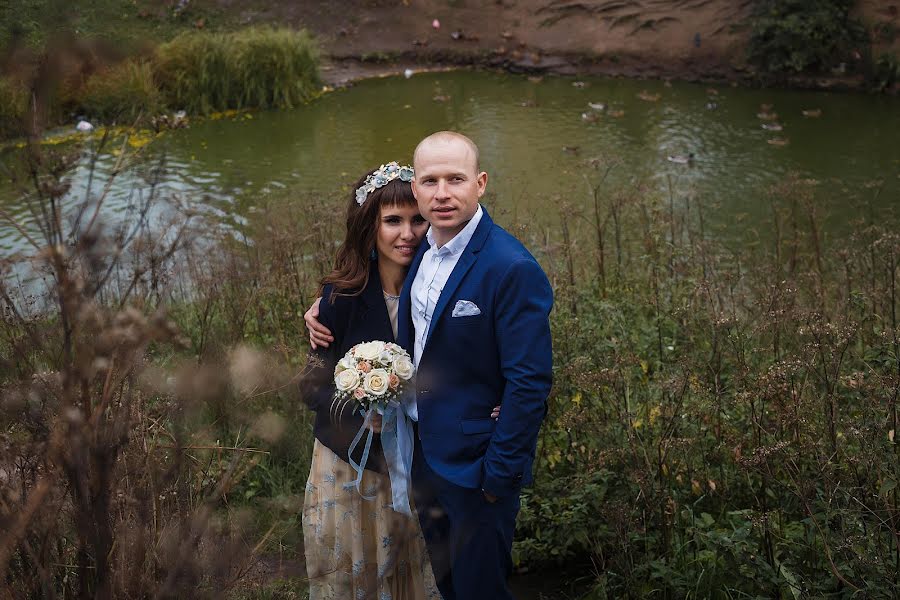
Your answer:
[319,168,418,301]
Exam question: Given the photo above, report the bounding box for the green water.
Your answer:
[2,70,899,254]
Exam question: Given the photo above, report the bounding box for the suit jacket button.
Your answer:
[514,474,523,481]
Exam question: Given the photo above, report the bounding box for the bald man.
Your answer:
[307,132,553,599]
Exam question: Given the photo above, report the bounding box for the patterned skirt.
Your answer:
[302,440,441,600]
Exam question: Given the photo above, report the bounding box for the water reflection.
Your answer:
[1,70,898,256]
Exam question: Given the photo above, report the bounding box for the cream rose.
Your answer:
[363,369,390,396]
[392,355,414,381]
[354,341,386,361]
[335,368,360,393]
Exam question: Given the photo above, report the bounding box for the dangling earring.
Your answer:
[370,249,377,260]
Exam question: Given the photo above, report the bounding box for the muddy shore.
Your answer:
[218,0,899,92]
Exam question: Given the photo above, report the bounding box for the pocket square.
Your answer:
[451,300,481,317]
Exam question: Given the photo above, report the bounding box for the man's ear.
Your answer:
[476,171,488,198]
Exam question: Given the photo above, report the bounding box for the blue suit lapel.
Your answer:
[423,208,494,350]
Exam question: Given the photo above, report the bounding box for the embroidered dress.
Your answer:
[303,291,439,600]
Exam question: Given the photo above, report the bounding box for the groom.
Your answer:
[308,131,553,599]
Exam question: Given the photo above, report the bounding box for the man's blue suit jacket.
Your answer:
[398,207,553,498]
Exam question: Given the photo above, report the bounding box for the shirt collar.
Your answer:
[425,205,483,257]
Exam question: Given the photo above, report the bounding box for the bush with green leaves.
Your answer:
[513,168,900,598]
[747,0,868,76]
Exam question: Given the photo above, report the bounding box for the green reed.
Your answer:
[154,27,321,115]
[78,59,163,123]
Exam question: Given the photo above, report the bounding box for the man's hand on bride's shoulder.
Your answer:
[305,297,334,348]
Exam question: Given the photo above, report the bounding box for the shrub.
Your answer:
[871,53,900,91]
[512,167,900,597]
[747,0,868,76]
[78,59,163,123]
[154,27,321,114]
[0,77,29,138]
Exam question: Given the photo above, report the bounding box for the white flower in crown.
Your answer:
[355,161,415,206]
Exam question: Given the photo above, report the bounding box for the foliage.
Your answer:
[747,0,869,76]
[79,59,164,123]
[229,578,309,600]
[0,0,217,50]
[871,53,900,92]
[0,77,28,138]
[513,164,900,597]
[154,27,321,115]
[3,127,899,598]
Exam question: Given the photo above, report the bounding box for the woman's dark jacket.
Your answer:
[298,264,393,474]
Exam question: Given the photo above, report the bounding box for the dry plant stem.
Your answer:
[156,444,269,453]
[0,443,57,576]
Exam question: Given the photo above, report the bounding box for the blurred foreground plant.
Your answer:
[0,127,283,598]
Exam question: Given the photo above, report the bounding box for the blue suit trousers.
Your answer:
[413,437,520,600]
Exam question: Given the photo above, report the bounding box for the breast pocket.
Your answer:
[450,313,485,325]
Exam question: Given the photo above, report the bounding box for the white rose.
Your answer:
[377,349,395,365]
[335,356,356,374]
[335,368,360,393]
[363,369,390,396]
[355,341,386,361]
[392,356,414,381]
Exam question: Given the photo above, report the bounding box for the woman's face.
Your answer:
[375,203,428,269]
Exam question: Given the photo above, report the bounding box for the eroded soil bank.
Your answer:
[216,0,900,90]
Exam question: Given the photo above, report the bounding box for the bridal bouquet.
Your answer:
[332,340,415,416]
[333,340,417,512]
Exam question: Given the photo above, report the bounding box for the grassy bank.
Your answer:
[2,137,899,598]
[0,25,321,139]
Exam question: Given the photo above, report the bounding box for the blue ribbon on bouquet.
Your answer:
[346,402,414,515]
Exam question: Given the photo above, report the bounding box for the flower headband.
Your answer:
[355,162,415,205]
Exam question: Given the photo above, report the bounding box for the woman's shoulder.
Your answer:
[319,281,368,324]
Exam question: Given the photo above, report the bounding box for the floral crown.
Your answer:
[355,162,415,206]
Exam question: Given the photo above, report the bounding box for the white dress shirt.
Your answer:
[405,204,484,421]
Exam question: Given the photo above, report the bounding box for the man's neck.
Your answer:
[431,224,465,249]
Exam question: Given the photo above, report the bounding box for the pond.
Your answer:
[1,70,899,256]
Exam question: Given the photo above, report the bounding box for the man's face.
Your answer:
[412,137,487,245]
